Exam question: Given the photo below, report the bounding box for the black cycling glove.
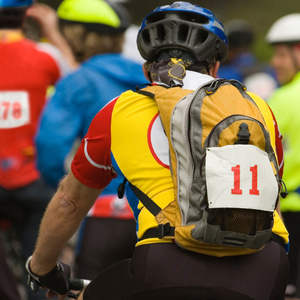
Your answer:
[25,256,70,295]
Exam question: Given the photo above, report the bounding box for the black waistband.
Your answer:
[140,223,175,240]
[141,226,286,251]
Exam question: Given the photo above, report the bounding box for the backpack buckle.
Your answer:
[158,223,171,239]
[117,178,127,199]
[235,123,250,145]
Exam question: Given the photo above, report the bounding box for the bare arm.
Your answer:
[26,3,78,69]
[30,171,103,276]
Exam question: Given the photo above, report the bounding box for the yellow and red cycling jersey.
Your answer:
[71,74,289,251]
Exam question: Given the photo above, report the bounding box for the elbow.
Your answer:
[55,177,80,216]
[56,193,79,215]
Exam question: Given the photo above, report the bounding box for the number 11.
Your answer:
[231,165,259,195]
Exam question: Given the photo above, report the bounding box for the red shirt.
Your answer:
[0,37,61,189]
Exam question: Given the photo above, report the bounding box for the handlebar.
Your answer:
[68,278,91,299]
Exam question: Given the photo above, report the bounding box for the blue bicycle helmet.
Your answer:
[137,1,228,63]
[0,0,33,8]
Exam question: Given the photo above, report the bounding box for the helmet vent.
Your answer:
[194,29,209,46]
[178,24,189,43]
[141,29,151,46]
[179,11,209,25]
[146,11,167,24]
[146,11,209,26]
[156,24,166,43]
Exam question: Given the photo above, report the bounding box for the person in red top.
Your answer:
[0,1,75,299]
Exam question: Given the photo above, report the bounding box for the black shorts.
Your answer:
[75,217,137,280]
[83,240,289,300]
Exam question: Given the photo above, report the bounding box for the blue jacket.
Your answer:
[217,52,276,83]
[36,53,147,194]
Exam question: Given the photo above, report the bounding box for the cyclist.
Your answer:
[0,0,73,299]
[34,0,146,280]
[26,2,289,300]
[266,13,300,298]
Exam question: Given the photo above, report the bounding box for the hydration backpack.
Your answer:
[127,79,281,257]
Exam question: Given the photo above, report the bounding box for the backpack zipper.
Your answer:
[199,114,267,178]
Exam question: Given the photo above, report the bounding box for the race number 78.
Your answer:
[0,101,22,120]
[0,92,30,128]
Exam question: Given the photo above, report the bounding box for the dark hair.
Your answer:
[225,20,254,49]
[0,7,27,29]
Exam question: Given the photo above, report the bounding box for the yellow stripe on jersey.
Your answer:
[111,90,174,243]
[247,91,276,160]
[247,91,289,249]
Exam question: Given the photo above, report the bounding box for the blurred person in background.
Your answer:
[0,0,75,299]
[266,13,300,299]
[35,0,146,282]
[25,2,78,70]
[218,19,278,101]
[115,0,145,64]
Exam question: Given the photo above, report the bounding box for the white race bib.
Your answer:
[206,145,278,212]
[0,92,30,128]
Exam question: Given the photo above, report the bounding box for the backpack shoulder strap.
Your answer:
[117,178,175,240]
[117,178,161,216]
[129,182,175,240]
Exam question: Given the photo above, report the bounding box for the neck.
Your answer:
[0,29,23,43]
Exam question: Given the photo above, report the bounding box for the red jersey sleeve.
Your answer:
[71,99,118,189]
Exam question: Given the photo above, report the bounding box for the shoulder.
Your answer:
[47,68,90,110]
[247,91,274,122]
[35,42,70,75]
[55,66,89,93]
[23,40,58,63]
[268,79,300,116]
[90,53,143,69]
[246,91,267,106]
[247,91,276,134]
[269,75,300,101]
[83,97,119,145]
[19,39,62,77]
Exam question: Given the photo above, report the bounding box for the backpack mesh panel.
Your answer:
[207,208,273,235]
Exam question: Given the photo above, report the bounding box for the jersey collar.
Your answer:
[182,70,214,90]
[0,30,24,43]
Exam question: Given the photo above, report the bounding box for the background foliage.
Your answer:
[39,0,300,63]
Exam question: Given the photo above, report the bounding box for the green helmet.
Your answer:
[57,0,130,34]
